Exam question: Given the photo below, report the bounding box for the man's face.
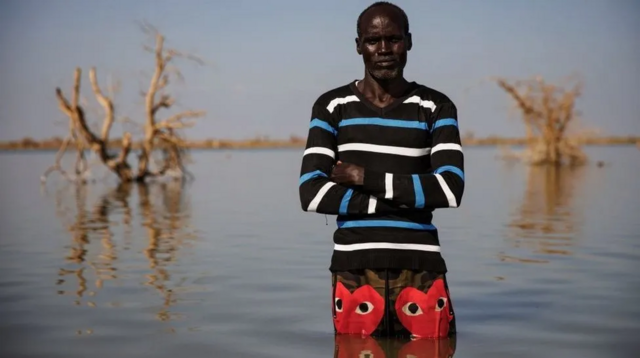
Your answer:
[356,7,411,81]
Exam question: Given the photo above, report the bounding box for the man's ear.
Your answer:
[406,32,413,51]
[355,37,362,55]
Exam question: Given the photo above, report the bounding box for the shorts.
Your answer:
[331,269,456,339]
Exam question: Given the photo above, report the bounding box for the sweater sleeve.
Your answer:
[299,102,401,215]
[361,101,465,209]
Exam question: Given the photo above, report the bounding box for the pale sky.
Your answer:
[0,0,638,141]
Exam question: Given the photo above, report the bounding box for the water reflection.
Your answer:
[50,180,196,322]
[502,165,587,264]
[334,335,456,358]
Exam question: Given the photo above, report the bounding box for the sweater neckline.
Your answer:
[349,79,419,115]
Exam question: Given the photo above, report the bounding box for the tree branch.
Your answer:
[155,110,205,130]
[88,67,115,142]
[152,94,174,115]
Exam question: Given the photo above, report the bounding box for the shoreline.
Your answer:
[1,135,639,151]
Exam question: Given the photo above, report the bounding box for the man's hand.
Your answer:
[330,161,365,186]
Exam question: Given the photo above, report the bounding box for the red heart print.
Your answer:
[334,281,385,335]
[395,278,452,338]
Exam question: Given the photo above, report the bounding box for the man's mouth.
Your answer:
[375,59,397,67]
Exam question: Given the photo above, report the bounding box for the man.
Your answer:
[298,1,464,339]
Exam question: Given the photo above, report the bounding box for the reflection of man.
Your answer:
[334,334,456,358]
[298,1,464,338]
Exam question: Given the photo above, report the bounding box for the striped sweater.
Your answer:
[299,80,464,273]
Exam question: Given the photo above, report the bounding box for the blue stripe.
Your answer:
[299,170,327,185]
[310,118,337,135]
[431,118,458,132]
[434,165,464,181]
[412,174,425,209]
[337,220,436,231]
[339,117,428,130]
[339,189,354,215]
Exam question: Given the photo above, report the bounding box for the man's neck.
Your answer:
[357,72,411,107]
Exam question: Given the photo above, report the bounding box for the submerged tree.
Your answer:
[42,25,205,184]
[494,75,588,166]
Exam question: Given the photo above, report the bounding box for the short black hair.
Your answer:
[356,1,410,38]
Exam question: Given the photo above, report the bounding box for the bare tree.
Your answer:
[42,27,205,184]
[493,75,588,166]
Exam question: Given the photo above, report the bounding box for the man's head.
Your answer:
[356,1,412,81]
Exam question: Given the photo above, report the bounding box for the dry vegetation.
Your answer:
[41,25,205,184]
[493,75,592,166]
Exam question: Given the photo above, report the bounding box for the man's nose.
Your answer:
[378,39,392,53]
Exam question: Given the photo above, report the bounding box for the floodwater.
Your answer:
[0,146,638,358]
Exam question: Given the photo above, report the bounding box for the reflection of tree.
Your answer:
[52,180,195,323]
[137,182,196,321]
[502,165,586,263]
[55,184,116,308]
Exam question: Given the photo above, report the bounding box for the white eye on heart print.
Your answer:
[400,297,447,316]
[335,298,376,315]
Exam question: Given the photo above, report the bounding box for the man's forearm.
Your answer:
[299,173,402,215]
[361,102,465,209]
[299,106,402,216]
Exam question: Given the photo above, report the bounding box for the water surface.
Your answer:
[0,146,638,357]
